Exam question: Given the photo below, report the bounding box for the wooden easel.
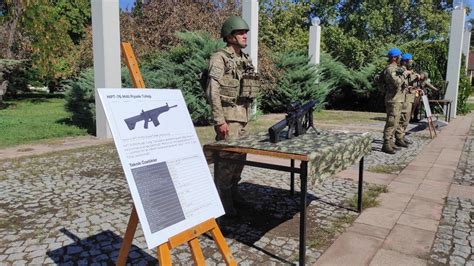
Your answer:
[427,116,437,139]
[421,94,437,139]
[116,42,236,266]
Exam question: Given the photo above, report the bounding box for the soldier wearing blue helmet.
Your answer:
[395,53,420,147]
[381,48,410,154]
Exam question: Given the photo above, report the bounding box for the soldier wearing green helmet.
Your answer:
[206,16,260,217]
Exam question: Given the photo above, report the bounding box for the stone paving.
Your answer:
[453,122,474,186]
[429,197,474,265]
[429,119,474,265]
[0,127,429,265]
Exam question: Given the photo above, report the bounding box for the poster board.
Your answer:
[97,88,224,249]
[422,95,432,118]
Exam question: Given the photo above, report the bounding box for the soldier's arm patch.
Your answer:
[209,65,224,79]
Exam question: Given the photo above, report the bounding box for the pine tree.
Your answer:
[261,51,332,113]
[141,31,224,125]
[64,68,96,133]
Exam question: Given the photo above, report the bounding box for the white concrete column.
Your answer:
[242,0,259,71]
[242,0,259,117]
[445,6,466,118]
[462,28,471,73]
[308,18,321,65]
[91,0,121,138]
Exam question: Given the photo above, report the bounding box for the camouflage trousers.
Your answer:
[383,101,403,145]
[214,122,247,212]
[396,100,414,140]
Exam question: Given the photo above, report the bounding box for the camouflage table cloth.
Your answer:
[205,128,372,185]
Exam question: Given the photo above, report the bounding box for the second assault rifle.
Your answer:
[124,103,177,130]
[268,100,318,143]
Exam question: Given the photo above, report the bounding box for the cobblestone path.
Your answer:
[0,130,429,265]
[453,122,474,186]
[429,120,474,265]
[429,198,474,265]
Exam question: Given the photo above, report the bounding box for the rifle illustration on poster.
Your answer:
[124,103,178,130]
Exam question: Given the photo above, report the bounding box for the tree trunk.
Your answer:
[5,17,18,59]
[5,2,22,59]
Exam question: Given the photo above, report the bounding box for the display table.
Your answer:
[203,128,372,265]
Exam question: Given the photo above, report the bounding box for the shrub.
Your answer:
[64,67,133,133]
[260,50,331,113]
[141,31,225,125]
[0,59,29,99]
[64,68,96,133]
[321,53,380,111]
[457,73,472,115]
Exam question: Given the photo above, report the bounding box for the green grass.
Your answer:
[367,164,405,174]
[196,110,384,145]
[195,113,284,145]
[0,99,385,148]
[0,98,87,148]
[313,110,384,124]
[346,184,388,210]
[467,103,474,112]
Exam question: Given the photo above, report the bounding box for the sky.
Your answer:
[468,0,474,21]
[119,0,136,11]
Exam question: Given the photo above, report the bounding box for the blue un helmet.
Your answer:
[401,53,413,61]
[387,48,402,58]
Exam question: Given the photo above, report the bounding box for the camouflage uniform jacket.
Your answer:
[399,65,418,103]
[383,64,406,103]
[206,46,254,125]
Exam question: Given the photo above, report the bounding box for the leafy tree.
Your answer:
[21,3,77,90]
[306,0,453,69]
[0,0,36,59]
[259,0,311,53]
[119,0,238,57]
[401,39,449,89]
[20,0,91,91]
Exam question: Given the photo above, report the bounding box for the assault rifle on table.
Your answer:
[268,100,318,143]
[124,103,177,130]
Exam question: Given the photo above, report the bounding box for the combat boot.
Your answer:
[403,137,413,144]
[381,144,396,154]
[392,144,401,150]
[395,139,409,148]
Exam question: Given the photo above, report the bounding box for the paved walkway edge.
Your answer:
[315,113,474,266]
[0,136,113,160]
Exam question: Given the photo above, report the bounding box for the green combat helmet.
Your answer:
[221,16,249,38]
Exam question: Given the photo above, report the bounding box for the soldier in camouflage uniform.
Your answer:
[382,48,411,154]
[395,53,419,146]
[206,16,260,216]
[411,71,439,121]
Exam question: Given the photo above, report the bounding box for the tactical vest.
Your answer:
[216,48,260,105]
